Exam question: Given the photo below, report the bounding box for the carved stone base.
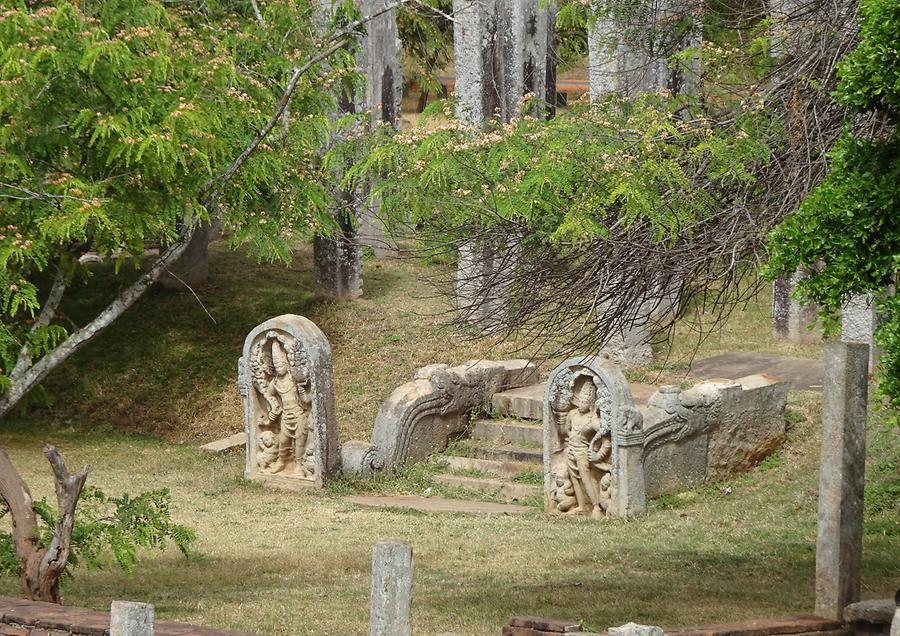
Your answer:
[249,473,317,492]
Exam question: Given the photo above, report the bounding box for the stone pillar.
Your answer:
[357,0,403,256]
[772,271,820,343]
[522,0,554,115]
[159,223,211,290]
[452,0,526,126]
[110,601,154,636]
[815,342,869,620]
[544,1,558,117]
[588,0,701,98]
[314,201,363,300]
[841,293,880,371]
[314,0,366,299]
[452,0,517,329]
[452,0,551,330]
[369,540,413,636]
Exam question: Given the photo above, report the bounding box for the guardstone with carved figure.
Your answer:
[238,315,339,489]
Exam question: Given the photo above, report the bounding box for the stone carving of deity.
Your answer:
[551,374,613,519]
[249,332,314,478]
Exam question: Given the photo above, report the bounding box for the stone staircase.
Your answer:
[429,385,546,506]
[428,380,659,508]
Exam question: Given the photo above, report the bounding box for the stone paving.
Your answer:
[687,352,824,391]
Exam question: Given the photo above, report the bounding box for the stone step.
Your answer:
[432,474,540,502]
[343,495,532,516]
[473,445,542,465]
[491,381,659,420]
[471,418,542,445]
[491,383,545,420]
[199,432,246,453]
[432,455,537,478]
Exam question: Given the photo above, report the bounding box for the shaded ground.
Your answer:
[12,239,825,444]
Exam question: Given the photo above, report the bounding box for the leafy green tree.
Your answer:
[0,0,401,603]
[354,87,776,350]
[765,0,900,408]
[0,0,377,416]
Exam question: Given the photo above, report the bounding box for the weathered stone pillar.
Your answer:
[110,601,154,636]
[369,540,413,636]
[452,0,552,330]
[316,0,402,296]
[815,341,868,620]
[314,206,363,299]
[841,293,880,371]
[522,0,554,115]
[544,1,558,117]
[452,0,525,126]
[588,0,701,98]
[357,0,403,256]
[772,271,820,343]
[159,222,211,290]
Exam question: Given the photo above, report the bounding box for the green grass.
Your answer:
[0,241,897,636]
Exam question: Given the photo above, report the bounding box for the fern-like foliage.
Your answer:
[0,487,196,578]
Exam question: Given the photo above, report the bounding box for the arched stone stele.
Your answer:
[238,315,339,489]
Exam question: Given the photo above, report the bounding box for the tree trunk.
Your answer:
[0,444,88,603]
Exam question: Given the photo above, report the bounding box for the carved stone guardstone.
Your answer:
[238,315,338,489]
[543,357,646,519]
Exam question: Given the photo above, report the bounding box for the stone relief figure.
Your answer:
[249,331,314,478]
[550,373,613,519]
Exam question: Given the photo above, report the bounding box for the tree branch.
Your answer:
[10,270,68,383]
[38,445,88,604]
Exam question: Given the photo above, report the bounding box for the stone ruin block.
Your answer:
[238,315,339,489]
[641,374,788,497]
[159,222,212,290]
[341,359,539,475]
[841,293,881,371]
[772,272,821,343]
[544,357,647,519]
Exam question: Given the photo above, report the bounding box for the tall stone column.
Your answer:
[357,0,403,256]
[772,271,821,343]
[452,0,553,330]
[815,342,868,620]
[588,0,702,98]
[522,0,554,115]
[315,0,402,296]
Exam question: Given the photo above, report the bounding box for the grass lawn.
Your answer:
[0,241,897,636]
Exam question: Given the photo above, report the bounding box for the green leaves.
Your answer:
[357,94,772,255]
[0,486,196,577]
[0,0,348,394]
[765,0,900,413]
[835,0,900,118]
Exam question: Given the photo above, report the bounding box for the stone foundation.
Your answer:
[0,597,253,636]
